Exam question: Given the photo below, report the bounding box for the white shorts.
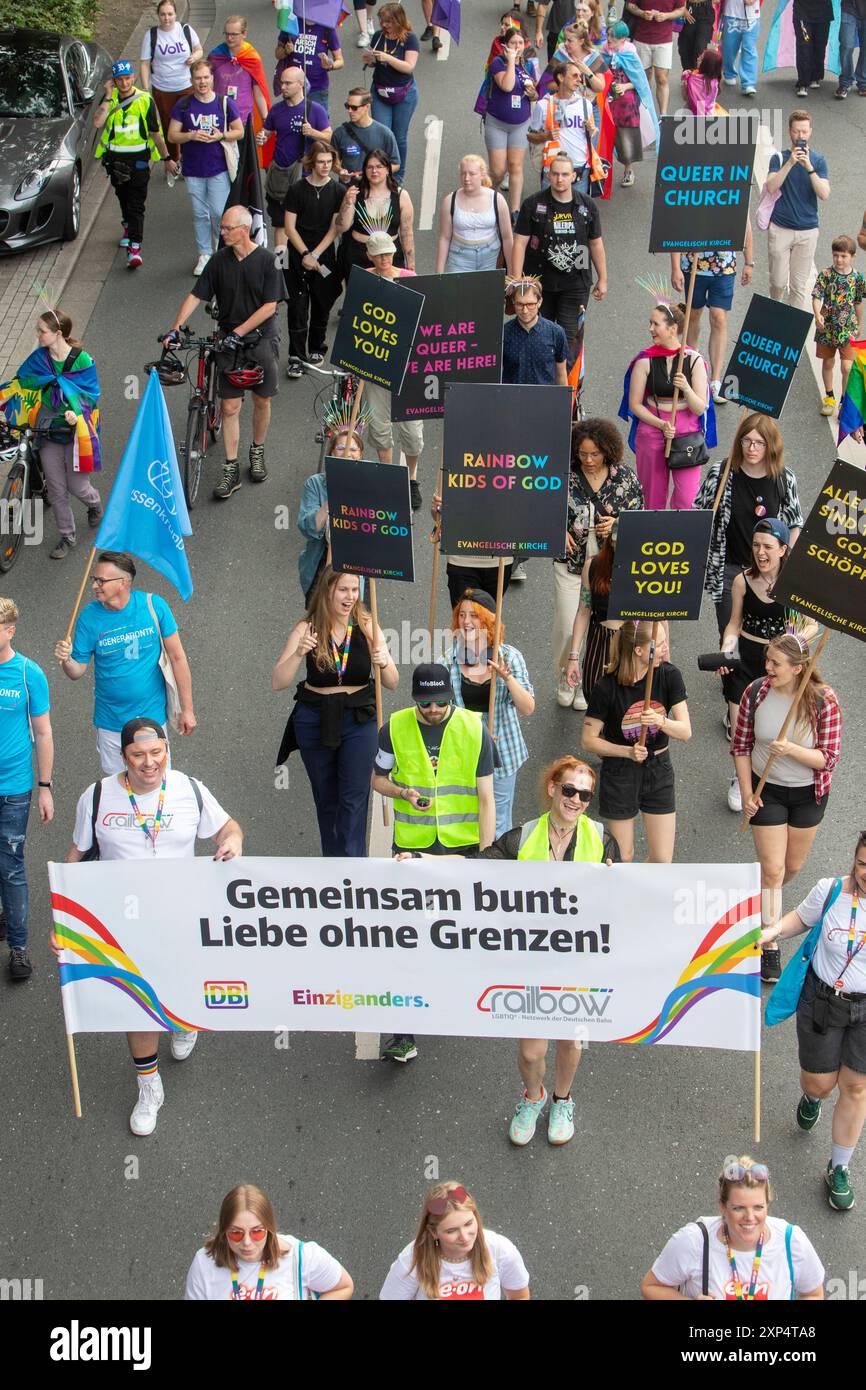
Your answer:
[635,40,673,70]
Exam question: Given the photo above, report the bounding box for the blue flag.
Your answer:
[432,0,460,42]
[95,370,193,601]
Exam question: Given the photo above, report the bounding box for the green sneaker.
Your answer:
[508,1087,547,1146]
[382,1035,418,1063]
[796,1094,822,1131]
[826,1163,855,1212]
[548,1095,575,1145]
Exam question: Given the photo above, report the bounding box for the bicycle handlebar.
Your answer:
[303,361,353,380]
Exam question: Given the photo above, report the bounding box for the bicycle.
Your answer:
[148,326,223,511]
[304,362,359,471]
[0,421,49,574]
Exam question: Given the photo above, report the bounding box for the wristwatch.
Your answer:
[38,780,53,788]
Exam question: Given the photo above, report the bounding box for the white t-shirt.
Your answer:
[379,1230,529,1300]
[751,687,814,787]
[799,877,866,995]
[530,95,592,169]
[652,1216,824,1301]
[141,22,201,91]
[184,1236,342,1300]
[73,769,228,860]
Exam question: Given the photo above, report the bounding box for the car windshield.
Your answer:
[0,43,65,118]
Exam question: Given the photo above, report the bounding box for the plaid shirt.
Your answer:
[731,678,842,801]
[448,641,533,779]
[695,463,804,604]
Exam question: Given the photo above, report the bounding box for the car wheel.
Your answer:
[63,165,81,242]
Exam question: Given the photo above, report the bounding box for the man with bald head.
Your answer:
[164,203,284,497]
[256,65,331,252]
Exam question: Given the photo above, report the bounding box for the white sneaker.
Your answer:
[556,672,575,707]
[356,31,370,46]
[572,686,588,711]
[727,777,743,813]
[130,1073,164,1136]
[511,561,527,581]
[193,253,210,276]
[723,76,738,86]
[170,1029,198,1061]
[711,380,726,405]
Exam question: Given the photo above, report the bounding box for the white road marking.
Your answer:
[419,114,444,231]
[355,1032,381,1060]
[436,31,451,61]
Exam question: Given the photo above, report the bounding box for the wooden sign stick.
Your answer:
[637,620,659,749]
[368,577,390,828]
[664,256,698,461]
[487,558,507,730]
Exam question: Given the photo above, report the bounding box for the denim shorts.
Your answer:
[599,750,675,820]
[445,238,500,274]
[797,967,866,1076]
[691,273,735,311]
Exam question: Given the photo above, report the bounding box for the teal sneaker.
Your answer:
[797,1094,822,1131]
[826,1163,855,1212]
[382,1035,418,1063]
[508,1087,547,1146]
[548,1095,575,1145]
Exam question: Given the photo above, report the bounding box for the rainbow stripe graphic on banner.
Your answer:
[838,340,866,444]
[52,891,200,1033]
[612,894,761,1044]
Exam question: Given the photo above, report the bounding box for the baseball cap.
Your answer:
[366,231,397,257]
[120,717,167,750]
[753,517,790,546]
[411,663,452,701]
[112,59,134,77]
[456,588,497,615]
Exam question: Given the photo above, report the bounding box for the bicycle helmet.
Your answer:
[145,354,186,387]
[224,359,265,388]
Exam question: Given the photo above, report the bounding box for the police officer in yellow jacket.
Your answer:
[372,662,496,1063]
[94,60,170,269]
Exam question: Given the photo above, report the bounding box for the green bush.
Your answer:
[0,1,101,38]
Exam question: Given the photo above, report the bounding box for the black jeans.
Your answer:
[285,254,340,359]
[541,284,586,376]
[678,6,716,69]
[794,7,831,84]
[107,156,151,244]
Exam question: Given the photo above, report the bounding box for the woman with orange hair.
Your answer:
[379,1181,530,1299]
[184,1184,353,1299]
[446,589,535,837]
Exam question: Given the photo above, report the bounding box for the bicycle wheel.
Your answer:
[183,403,206,510]
[0,466,26,572]
[207,358,222,442]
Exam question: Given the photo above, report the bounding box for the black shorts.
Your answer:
[796,967,866,1076]
[267,194,287,230]
[217,335,280,400]
[749,774,827,829]
[598,750,675,820]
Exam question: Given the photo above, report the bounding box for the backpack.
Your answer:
[449,188,506,253]
[81,774,204,863]
[149,23,193,60]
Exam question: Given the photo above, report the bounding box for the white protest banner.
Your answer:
[50,859,760,1050]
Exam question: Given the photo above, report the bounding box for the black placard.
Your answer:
[330,266,425,392]
[721,294,812,416]
[390,270,504,422]
[325,456,415,583]
[772,458,866,643]
[439,383,571,558]
[649,115,757,253]
[607,509,714,621]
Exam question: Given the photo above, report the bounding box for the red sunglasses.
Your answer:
[227,1226,267,1243]
[427,1186,469,1216]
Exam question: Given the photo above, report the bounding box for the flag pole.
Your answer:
[65,547,97,644]
[66,1033,83,1118]
[753,1049,761,1144]
[429,453,443,645]
[664,256,698,461]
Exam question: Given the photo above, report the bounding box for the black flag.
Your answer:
[224,115,267,247]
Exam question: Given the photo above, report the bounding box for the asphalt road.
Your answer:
[1,0,865,1303]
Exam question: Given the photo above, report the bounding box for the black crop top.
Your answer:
[647,352,695,401]
[305,623,373,689]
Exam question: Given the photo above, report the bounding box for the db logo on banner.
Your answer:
[204,980,249,1009]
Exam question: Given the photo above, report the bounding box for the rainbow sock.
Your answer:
[133,1053,159,1079]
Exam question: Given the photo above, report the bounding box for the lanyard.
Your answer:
[231,1266,266,1300]
[123,774,166,855]
[835,894,865,992]
[722,1224,764,1301]
[331,623,353,684]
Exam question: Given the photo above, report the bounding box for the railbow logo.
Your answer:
[476,984,614,1022]
[146,458,177,516]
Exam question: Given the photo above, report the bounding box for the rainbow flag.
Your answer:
[762,0,841,75]
[838,340,866,444]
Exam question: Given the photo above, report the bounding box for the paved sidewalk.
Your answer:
[0,0,214,382]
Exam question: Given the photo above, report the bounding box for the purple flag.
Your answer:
[292,0,345,26]
[431,0,460,42]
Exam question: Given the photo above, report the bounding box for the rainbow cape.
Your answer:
[838,340,866,443]
[209,41,274,165]
[762,0,841,74]
[0,347,101,472]
[618,345,718,452]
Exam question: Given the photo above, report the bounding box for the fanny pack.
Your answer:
[265,159,301,202]
[375,84,409,104]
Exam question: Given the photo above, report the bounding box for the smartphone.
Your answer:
[795,138,807,150]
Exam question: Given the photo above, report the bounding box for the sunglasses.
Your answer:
[345,102,366,111]
[725,1162,769,1184]
[558,784,592,803]
[417,700,449,710]
[427,1185,468,1216]
[227,1226,267,1243]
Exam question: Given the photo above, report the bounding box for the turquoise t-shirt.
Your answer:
[71,591,178,731]
[0,652,50,794]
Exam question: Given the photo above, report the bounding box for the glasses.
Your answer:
[417,700,449,710]
[224,29,243,36]
[345,102,365,111]
[427,1186,468,1216]
[578,449,603,462]
[558,784,592,803]
[742,437,765,450]
[220,223,242,232]
[92,576,123,588]
[227,1226,267,1243]
[724,1161,769,1184]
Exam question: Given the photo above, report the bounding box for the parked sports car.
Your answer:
[0,28,112,253]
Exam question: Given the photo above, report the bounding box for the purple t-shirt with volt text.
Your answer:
[172,94,240,178]
[264,96,329,167]
[279,24,341,92]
